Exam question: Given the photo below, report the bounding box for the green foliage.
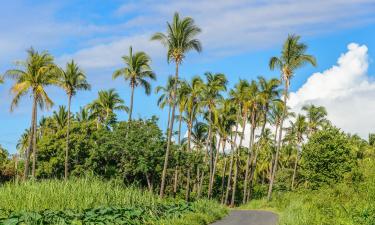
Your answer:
[243,159,375,225]
[0,179,227,224]
[302,126,356,188]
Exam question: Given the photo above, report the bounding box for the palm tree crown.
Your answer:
[151,12,202,64]
[269,34,317,89]
[6,48,57,111]
[113,46,156,121]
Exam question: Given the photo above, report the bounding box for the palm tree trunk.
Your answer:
[291,144,300,190]
[267,83,288,201]
[178,114,182,144]
[225,123,239,204]
[65,94,72,181]
[23,95,37,181]
[185,120,192,201]
[173,166,178,197]
[243,111,256,203]
[269,124,279,178]
[129,83,135,121]
[220,141,227,204]
[208,137,221,198]
[31,94,38,179]
[231,112,247,207]
[160,62,179,198]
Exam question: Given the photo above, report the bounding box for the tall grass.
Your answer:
[0,178,228,224]
[0,178,161,211]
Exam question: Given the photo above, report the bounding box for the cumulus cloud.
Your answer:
[289,43,375,137]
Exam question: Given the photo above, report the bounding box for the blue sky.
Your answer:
[0,0,375,153]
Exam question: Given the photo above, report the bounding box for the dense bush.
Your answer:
[301,126,356,188]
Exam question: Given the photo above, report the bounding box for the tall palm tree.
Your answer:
[201,72,227,199]
[289,114,307,189]
[5,48,57,180]
[57,60,90,180]
[243,80,260,203]
[226,80,250,206]
[151,12,202,198]
[88,89,128,125]
[155,76,178,137]
[181,76,204,200]
[302,104,328,137]
[113,46,156,121]
[267,34,317,200]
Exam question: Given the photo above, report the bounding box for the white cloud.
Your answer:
[59,0,375,69]
[289,43,375,137]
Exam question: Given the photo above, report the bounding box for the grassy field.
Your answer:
[0,178,227,225]
[241,159,375,225]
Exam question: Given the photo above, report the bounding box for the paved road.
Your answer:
[211,210,278,225]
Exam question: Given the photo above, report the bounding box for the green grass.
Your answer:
[241,160,375,225]
[0,178,227,224]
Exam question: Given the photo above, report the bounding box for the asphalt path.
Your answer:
[211,210,278,225]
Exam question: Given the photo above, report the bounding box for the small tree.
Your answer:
[302,126,355,188]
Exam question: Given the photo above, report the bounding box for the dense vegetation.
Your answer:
[242,127,375,224]
[0,178,227,224]
[0,11,373,224]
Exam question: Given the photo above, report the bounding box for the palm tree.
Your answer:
[52,105,69,130]
[201,72,227,199]
[267,34,317,200]
[76,107,91,122]
[225,80,250,206]
[243,80,260,203]
[88,89,128,125]
[57,60,90,180]
[155,76,178,137]
[5,48,57,180]
[289,114,307,189]
[302,104,328,136]
[151,12,202,198]
[113,46,156,121]
[181,76,204,200]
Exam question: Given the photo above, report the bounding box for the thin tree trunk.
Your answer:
[208,137,221,198]
[291,145,300,190]
[220,141,227,204]
[269,124,279,178]
[31,95,38,179]
[146,173,153,192]
[23,95,37,181]
[160,62,179,198]
[129,83,135,121]
[178,114,182,144]
[267,84,288,201]
[173,166,178,197]
[225,123,239,204]
[185,117,193,201]
[231,112,247,207]
[206,110,213,194]
[65,94,72,181]
[243,111,256,203]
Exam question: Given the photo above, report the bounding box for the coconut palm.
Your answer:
[267,34,316,200]
[181,76,204,200]
[76,107,91,122]
[151,12,202,198]
[302,104,328,136]
[243,80,261,203]
[5,48,57,180]
[225,80,251,206]
[155,76,178,137]
[57,60,90,180]
[52,106,69,130]
[289,114,308,189]
[200,72,227,199]
[113,46,156,121]
[88,89,128,125]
